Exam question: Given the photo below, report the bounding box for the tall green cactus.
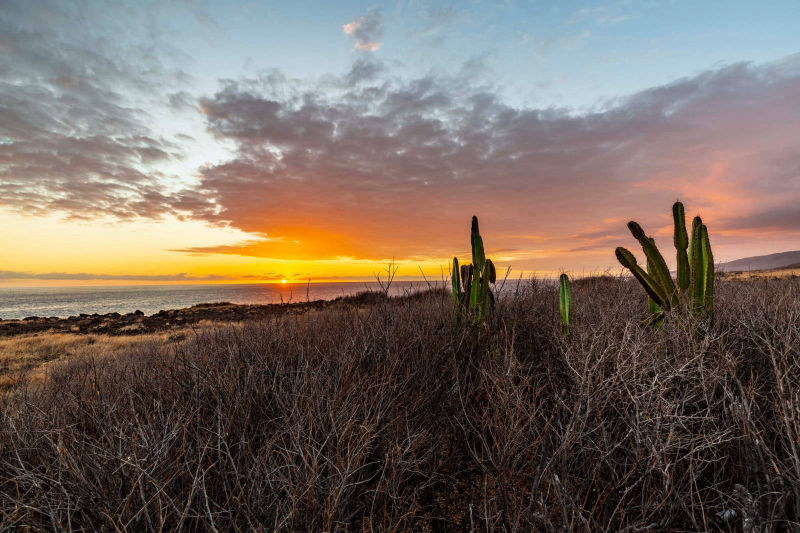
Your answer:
[452,216,496,324]
[559,273,572,338]
[690,219,714,317]
[451,257,461,309]
[616,202,715,323]
[673,202,690,294]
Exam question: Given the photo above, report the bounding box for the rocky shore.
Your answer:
[0,290,401,337]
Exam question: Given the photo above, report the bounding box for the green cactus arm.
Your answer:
[627,221,678,306]
[701,224,714,318]
[673,202,690,294]
[471,216,486,272]
[688,215,702,268]
[451,257,461,308]
[485,259,496,284]
[616,247,669,309]
[559,273,572,328]
[690,217,705,314]
[646,240,662,315]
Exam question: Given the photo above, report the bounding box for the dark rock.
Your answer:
[0,290,442,338]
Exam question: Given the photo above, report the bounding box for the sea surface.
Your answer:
[0,282,443,320]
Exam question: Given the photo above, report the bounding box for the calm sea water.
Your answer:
[0,282,442,320]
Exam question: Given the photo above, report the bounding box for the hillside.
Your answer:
[718,250,800,271]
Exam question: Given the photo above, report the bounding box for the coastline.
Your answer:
[0,290,409,338]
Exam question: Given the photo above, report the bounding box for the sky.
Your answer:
[2,0,800,285]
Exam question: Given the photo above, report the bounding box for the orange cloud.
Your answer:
[343,8,383,52]
[185,55,800,271]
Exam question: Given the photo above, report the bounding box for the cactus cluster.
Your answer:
[559,273,572,338]
[615,202,714,323]
[451,216,496,324]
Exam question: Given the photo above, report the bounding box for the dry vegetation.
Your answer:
[0,329,194,394]
[0,279,799,531]
[723,268,800,281]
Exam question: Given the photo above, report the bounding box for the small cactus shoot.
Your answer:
[559,273,572,337]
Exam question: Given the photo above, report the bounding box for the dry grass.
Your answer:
[0,331,178,394]
[0,322,227,394]
[723,267,800,280]
[0,279,798,531]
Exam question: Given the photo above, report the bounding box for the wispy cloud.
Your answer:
[0,272,234,282]
[0,271,298,283]
[0,0,196,220]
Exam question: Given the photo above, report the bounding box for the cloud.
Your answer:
[4,0,800,271]
[570,2,639,27]
[0,271,236,282]
[0,0,197,220]
[187,53,800,269]
[413,6,461,41]
[168,91,198,111]
[343,8,384,52]
[343,57,385,85]
[535,30,591,56]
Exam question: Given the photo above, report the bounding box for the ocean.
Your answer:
[0,282,442,320]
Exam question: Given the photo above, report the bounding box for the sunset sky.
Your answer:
[2,0,800,285]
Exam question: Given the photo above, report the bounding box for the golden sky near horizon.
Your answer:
[2,2,800,286]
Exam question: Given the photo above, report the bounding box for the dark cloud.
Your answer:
[168,91,198,111]
[186,54,800,268]
[721,202,800,233]
[343,57,385,86]
[0,0,196,219]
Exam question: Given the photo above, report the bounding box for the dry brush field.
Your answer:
[0,277,799,531]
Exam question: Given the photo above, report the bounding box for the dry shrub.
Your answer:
[0,280,798,531]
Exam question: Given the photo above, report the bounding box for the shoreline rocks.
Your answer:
[0,300,330,337]
[0,289,443,338]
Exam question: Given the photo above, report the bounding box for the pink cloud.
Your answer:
[354,41,382,52]
[185,54,800,271]
[342,8,383,52]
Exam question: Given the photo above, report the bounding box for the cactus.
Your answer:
[673,202,690,293]
[452,216,496,324]
[616,202,714,323]
[451,257,461,309]
[646,238,662,319]
[690,220,714,317]
[559,273,572,338]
